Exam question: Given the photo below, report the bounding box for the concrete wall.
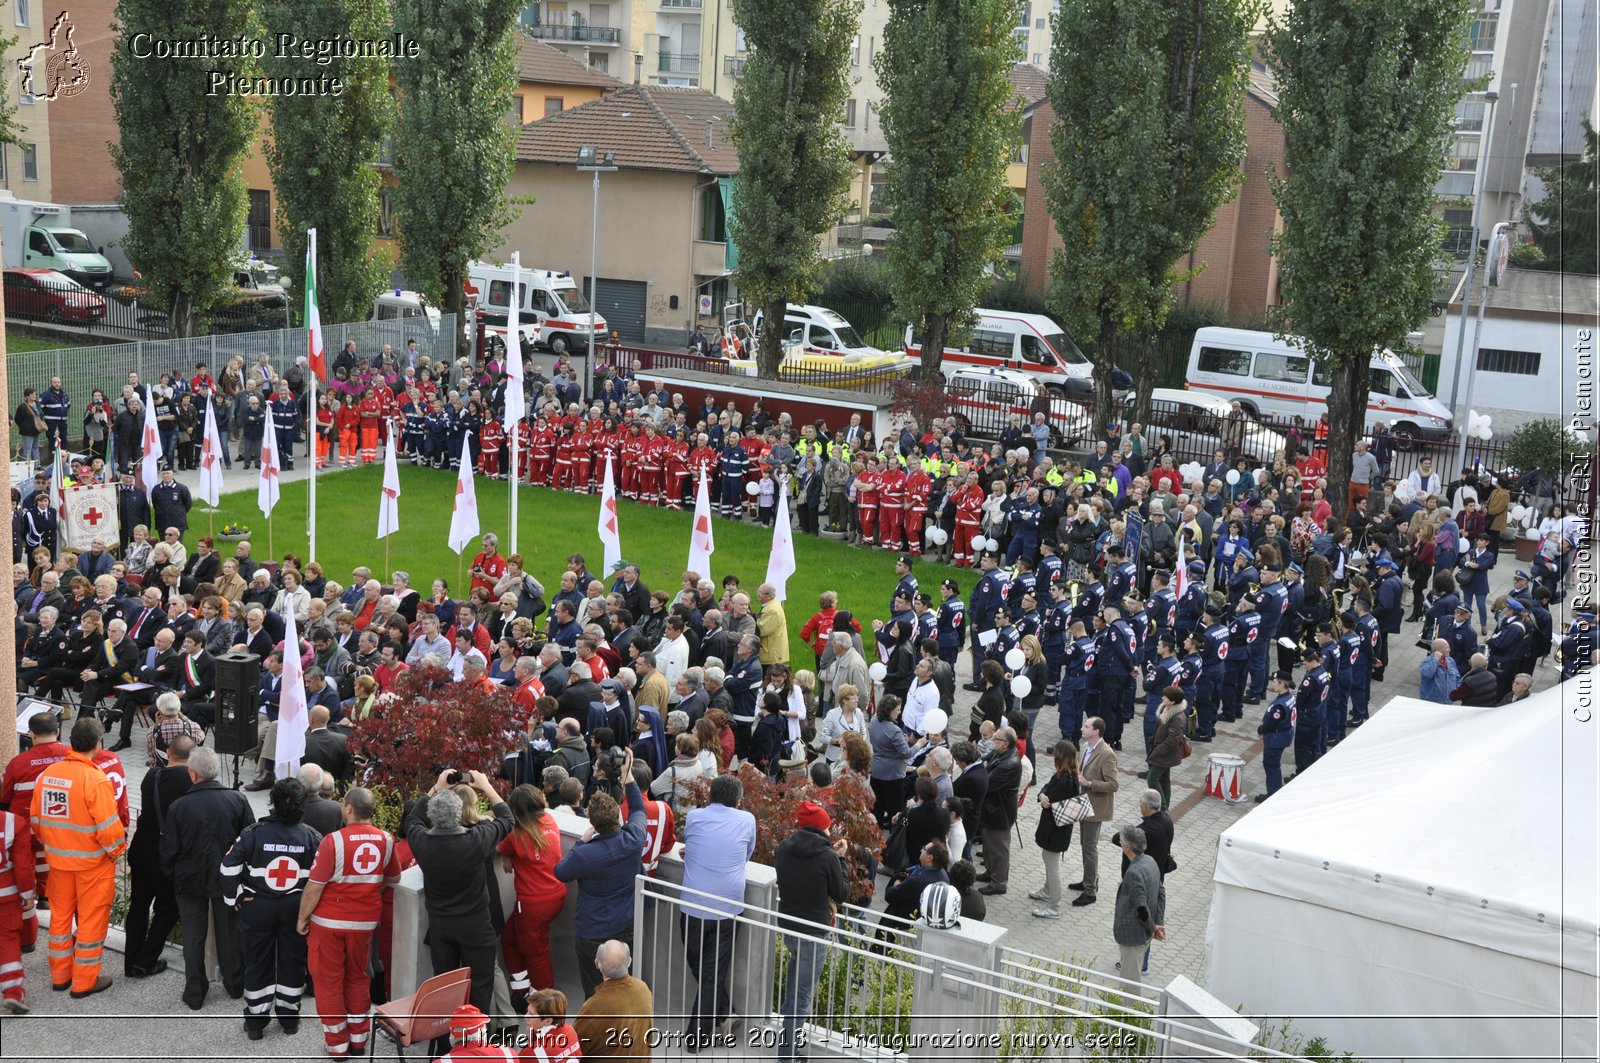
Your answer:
[1437,310,1596,430]
[498,163,723,347]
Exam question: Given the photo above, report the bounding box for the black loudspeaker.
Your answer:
[212,652,261,756]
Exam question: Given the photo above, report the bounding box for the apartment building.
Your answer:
[2,0,56,199]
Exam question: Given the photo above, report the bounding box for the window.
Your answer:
[246,189,272,249]
[544,95,564,116]
[699,182,727,242]
[735,28,746,51]
[28,230,49,255]
[1368,367,1402,397]
[1032,53,1042,65]
[519,2,540,30]
[588,3,609,26]
[21,142,37,181]
[1468,11,1497,52]
[0,145,7,182]
[1018,2,1030,26]
[1035,17,1045,28]
[589,54,608,71]
[488,279,530,309]
[970,329,1014,358]
[864,102,872,132]
[14,0,28,27]
[852,35,861,67]
[505,94,525,128]
[1019,334,1047,364]
[843,98,856,127]
[1312,360,1332,387]
[1197,345,1250,376]
[1252,351,1309,384]
[1477,348,1541,375]
[377,187,396,237]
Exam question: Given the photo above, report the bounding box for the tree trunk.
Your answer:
[442,268,469,363]
[1325,357,1369,526]
[168,290,197,339]
[1133,336,1158,428]
[1091,352,1117,453]
[919,313,950,379]
[757,297,786,380]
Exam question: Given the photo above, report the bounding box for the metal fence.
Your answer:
[5,316,460,439]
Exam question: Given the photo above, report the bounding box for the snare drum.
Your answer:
[1206,753,1246,803]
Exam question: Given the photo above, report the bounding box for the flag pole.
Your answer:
[507,252,523,557]
[305,228,320,567]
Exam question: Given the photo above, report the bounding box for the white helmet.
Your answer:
[920,882,962,929]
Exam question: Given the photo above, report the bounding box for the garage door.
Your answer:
[583,278,647,347]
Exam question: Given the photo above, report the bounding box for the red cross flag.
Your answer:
[198,398,224,508]
[378,421,401,539]
[258,410,282,518]
[139,391,163,496]
[446,435,480,554]
[275,606,308,779]
[62,483,120,551]
[688,469,715,578]
[765,485,796,602]
[597,453,621,576]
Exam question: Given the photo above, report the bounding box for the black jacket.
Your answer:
[901,799,948,865]
[129,763,193,867]
[1451,666,1500,706]
[773,827,846,936]
[405,797,513,922]
[301,794,345,835]
[558,679,602,725]
[980,748,1022,830]
[161,779,256,897]
[1116,810,1176,877]
[1034,770,1081,853]
[303,727,351,785]
[952,761,988,849]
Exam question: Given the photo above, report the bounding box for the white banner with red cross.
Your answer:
[61,482,121,552]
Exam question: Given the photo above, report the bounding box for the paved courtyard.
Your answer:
[2,456,1563,1059]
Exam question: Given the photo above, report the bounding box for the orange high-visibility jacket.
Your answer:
[28,752,127,872]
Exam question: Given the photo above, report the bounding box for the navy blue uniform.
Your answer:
[1005,499,1042,564]
[1486,617,1527,698]
[270,398,298,470]
[1353,614,1380,721]
[1041,598,1071,692]
[1142,655,1184,755]
[1070,581,1105,625]
[1196,621,1229,738]
[719,444,749,516]
[1146,588,1176,645]
[1227,564,1258,609]
[968,567,1011,673]
[1096,619,1137,747]
[936,598,966,668]
[1560,623,1595,681]
[220,817,322,1033]
[1277,580,1307,673]
[1106,560,1138,609]
[1037,554,1063,592]
[1257,692,1294,795]
[1444,614,1480,676]
[1222,609,1259,722]
[891,573,919,617]
[1174,580,1206,637]
[1058,634,1095,740]
[1249,584,1288,699]
[1294,665,1332,770]
[1007,569,1038,614]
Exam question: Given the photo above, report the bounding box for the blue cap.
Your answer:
[1237,546,1255,562]
[1505,598,1527,613]
[1376,557,1398,571]
[1576,612,1597,621]
[1289,562,1304,574]
[1514,570,1530,581]
[1187,561,1206,575]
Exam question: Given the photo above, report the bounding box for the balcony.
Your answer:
[526,23,621,43]
[658,0,702,8]
[723,55,745,78]
[658,52,701,74]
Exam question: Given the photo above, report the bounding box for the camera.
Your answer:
[604,747,628,770]
[446,769,469,785]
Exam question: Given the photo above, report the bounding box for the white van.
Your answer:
[750,303,902,362]
[1186,326,1454,443]
[906,309,1093,397]
[941,365,1090,450]
[467,261,606,355]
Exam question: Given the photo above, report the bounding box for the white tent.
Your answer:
[1205,685,1598,1063]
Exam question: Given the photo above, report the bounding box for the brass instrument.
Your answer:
[1554,645,1565,664]
[1247,582,1261,600]
[1066,579,1084,601]
[1332,588,1346,614]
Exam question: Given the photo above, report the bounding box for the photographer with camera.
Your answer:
[554,746,649,999]
[405,768,513,1016]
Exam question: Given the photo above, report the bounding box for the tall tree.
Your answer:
[1043,0,1256,431]
[0,31,22,150]
[1524,119,1598,275]
[1266,0,1478,521]
[876,0,1023,378]
[729,0,860,379]
[110,0,256,337]
[261,0,395,325]
[391,0,522,358]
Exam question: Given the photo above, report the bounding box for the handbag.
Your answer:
[881,814,910,870]
[1179,734,1194,760]
[1050,794,1094,826]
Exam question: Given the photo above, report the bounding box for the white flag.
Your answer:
[766,485,796,602]
[258,410,282,518]
[447,434,480,554]
[597,453,621,576]
[688,469,715,578]
[198,399,224,507]
[503,252,525,429]
[378,421,402,539]
[61,483,120,551]
[274,608,309,780]
[139,393,162,496]
[1173,529,1188,600]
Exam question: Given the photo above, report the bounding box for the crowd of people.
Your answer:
[4,341,1595,1059]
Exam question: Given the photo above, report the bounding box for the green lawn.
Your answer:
[5,331,66,354]
[202,464,965,664]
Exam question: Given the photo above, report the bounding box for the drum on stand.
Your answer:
[1206,753,1246,803]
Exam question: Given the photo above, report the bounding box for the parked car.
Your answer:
[4,267,107,324]
[942,366,1090,450]
[1135,387,1288,464]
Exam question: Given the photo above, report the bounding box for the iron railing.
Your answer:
[525,23,621,43]
[658,52,702,74]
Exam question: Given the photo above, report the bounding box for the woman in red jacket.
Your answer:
[499,785,567,1009]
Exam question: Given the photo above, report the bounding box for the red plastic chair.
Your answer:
[372,965,472,1057]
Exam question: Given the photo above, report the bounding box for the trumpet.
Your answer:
[1066,579,1084,601]
[1332,588,1346,614]
[1247,582,1261,600]
[1554,646,1565,664]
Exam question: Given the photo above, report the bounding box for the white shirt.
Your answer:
[656,633,689,702]
[902,678,941,736]
[1406,470,1442,499]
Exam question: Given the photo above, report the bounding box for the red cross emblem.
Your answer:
[350,842,382,876]
[202,435,216,471]
[260,446,277,477]
[82,506,105,526]
[265,856,301,889]
[602,498,617,536]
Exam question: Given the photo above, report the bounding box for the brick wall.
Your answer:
[45,0,122,203]
[1018,91,1286,319]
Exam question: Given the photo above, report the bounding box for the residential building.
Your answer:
[2,0,55,198]
[498,84,738,346]
[518,0,634,77]
[1017,67,1286,320]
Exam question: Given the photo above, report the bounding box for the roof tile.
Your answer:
[517,84,739,175]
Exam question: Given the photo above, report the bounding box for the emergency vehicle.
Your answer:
[748,304,904,363]
[907,309,1094,397]
[468,261,607,355]
[941,365,1090,449]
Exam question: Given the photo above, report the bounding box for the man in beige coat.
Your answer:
[1069,716,1120,907]
[757,583,788,666]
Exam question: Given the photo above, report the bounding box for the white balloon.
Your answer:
[745,481,760,495]
[1004,648,1026,671]
[1010,675,1033,698]
[868,662,888,681]
[927,527,948,545]
[1477,426,1493,441]
[977,537,997,553]
[1179,462,1204,484]
[1225,469,1241,485]
[1394,480,1415,502]
[922,708,949,736]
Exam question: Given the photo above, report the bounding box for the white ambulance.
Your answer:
[749,303,903,363]
[904,309,1094,397]
[467,261,607,355]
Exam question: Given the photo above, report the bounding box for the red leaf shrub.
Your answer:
[349,664,525,800]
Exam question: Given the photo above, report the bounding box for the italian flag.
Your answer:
[306,227,325,381]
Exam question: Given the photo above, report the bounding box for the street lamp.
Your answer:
[577,145,617,386]
[1444,89,1499,416]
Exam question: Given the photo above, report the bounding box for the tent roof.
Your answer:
[1214,686,1598,975]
